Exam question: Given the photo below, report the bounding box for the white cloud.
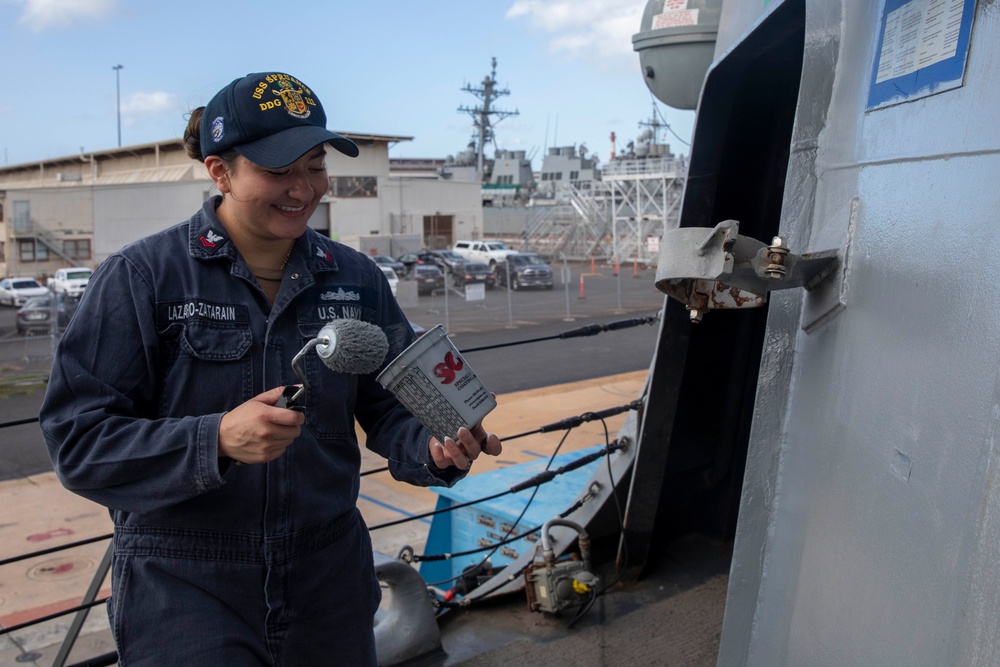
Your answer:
[120,91,181,119]
[506,0,643,59]
[16,0,115,32]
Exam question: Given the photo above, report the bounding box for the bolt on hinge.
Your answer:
[763,236,789,279]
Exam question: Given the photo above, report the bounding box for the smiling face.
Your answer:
[207,146,328,245]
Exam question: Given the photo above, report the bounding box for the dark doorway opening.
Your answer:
[612,0,807,578]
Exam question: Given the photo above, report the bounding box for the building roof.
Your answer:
[0,132,414,176]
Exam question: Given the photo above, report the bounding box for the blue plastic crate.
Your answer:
[419,445,605,585]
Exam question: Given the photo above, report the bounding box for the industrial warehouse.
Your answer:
[0,134,484,278]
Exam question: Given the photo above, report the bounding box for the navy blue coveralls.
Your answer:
[39,197,463,666]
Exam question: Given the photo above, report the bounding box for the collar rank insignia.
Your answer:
[201,229,225,248]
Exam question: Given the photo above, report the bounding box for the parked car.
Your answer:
[396,252,438,277]
[379,265,399,296]
[0,277,49,307]
[413,264,445,295]
[427,249,466,275]
[15,294,79,335]
[452,239,518,268]
[453,262,496,290]
[47,267,93,297]
[495,253,554,290]
[370,255,406,278]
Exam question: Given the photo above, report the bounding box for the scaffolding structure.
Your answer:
[524,154,686,265]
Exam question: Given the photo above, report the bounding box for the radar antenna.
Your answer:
[637,101,666,146]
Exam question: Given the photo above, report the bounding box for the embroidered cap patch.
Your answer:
[211,116,225,143]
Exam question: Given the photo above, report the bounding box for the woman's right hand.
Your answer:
[218,386,305,464]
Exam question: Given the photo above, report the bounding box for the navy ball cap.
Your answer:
[200,71,359,168]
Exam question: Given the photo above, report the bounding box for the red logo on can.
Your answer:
[433,352,464,384]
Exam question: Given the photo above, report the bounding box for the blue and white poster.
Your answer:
[867,0,976,110]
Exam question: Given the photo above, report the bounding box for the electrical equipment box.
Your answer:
[420,446,604,586]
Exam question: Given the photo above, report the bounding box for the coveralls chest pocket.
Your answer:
[157,319,254,417]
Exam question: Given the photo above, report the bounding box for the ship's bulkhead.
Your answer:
[614,0,805,574]
[621,0,1000,664]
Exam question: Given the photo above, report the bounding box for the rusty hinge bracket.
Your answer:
[654,219,839,323]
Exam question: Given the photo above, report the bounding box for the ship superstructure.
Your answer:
[535,144,598,200]
[525,109,687,266]
[444,60,687,266]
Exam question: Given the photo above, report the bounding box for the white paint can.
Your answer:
[377,324,497,443]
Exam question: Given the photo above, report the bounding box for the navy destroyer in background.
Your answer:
[424,58,689,269]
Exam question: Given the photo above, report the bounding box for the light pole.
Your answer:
[112,64,123,147]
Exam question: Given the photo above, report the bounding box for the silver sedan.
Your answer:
[0,277,49,307]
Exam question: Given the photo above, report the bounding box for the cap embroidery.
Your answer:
[251,74,315,118]
[273,79,310,119]
[211,117,224,143]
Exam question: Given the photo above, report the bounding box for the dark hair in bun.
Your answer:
[183,107,206,161]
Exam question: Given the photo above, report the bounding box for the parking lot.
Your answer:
[0,262,666,383]
[400,261,665,333]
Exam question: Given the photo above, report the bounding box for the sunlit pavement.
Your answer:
[0,371,649,665]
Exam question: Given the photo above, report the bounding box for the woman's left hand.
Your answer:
[430,425,502,471]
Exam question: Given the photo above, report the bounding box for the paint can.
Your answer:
[377,324,496,443]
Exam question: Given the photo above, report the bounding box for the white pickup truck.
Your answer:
[48,267,93,297]
[452,240,517,268]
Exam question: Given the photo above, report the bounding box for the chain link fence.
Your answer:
[0,331,58,385]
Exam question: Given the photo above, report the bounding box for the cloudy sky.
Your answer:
[0,0,695,168]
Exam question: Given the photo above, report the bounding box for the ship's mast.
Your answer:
[457,57,519,178]
[637,101,665,146]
